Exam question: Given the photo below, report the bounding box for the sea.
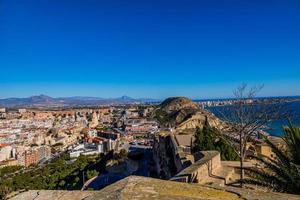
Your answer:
[207,101,300,137]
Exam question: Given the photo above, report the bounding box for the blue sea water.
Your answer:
[267,101,300,136]
[208,101,300,137]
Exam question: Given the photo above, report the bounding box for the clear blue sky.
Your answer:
[1,0,300,99]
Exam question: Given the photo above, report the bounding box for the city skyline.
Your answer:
[1,0,300,98]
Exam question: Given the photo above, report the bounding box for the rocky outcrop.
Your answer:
[8,190,94,200]
[159,97,199,112]
[9,176,300,200]
[154,97,225,131]
[177,110,226,131]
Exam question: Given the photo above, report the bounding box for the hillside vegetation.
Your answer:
[154,97,199,126]
[154,97,224,130]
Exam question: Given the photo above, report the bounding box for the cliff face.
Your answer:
[177,110,225,131]
[154,97,224,131]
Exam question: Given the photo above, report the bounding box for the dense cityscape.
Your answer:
[0,95,299,199]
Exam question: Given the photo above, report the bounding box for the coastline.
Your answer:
[207,101,300,137]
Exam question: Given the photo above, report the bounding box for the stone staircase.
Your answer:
[170,151,251,187]
[202,164,236,187]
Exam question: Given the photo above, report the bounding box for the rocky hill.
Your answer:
[159,97,199,112]
[154,97,225,131]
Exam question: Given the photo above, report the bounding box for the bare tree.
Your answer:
[217,83,282,187]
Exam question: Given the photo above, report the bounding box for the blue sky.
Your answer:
[1,0,300,99]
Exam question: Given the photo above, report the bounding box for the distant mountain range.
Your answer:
[0,95,160,108]
[2,95,299,109]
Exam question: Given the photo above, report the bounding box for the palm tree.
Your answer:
[282,121,300,165]
[245,121,300,194]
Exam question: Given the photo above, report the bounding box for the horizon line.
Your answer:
[1,94,300,101]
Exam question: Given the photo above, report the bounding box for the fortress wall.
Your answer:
[171,151,221,183]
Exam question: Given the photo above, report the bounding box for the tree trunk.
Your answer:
[240,133,244,187]
[240,153,244,187]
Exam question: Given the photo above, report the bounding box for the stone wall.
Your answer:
[171,151,221,183]
[152,132,192,179]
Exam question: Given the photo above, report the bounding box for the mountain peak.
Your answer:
[119,95,133,100]
[29,94,52,99]
[0,95,158,108]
